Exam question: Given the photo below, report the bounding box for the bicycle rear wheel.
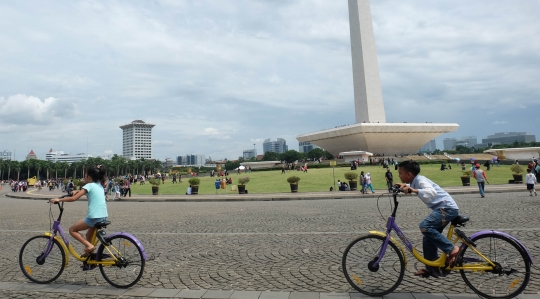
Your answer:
[98,235,145,288]
[19,235,66,283]
[342,234,405,296]
[459,233,530,299]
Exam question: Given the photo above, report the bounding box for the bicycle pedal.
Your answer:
[454,228,476,247]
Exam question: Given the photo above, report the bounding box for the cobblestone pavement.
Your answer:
[1,187,540,298]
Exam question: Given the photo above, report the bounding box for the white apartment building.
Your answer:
[120,120,155,159]
[46,149,93,164]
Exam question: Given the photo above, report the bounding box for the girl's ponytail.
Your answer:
[87,165,108,183]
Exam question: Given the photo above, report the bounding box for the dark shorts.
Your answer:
[527,184,535,190]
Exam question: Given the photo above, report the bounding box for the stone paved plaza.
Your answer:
[1,187,539,298]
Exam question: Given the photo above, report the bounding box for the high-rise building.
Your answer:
[443,136,478,150]
[176,154,205,166]
[298,142,319,153]
[243,149,257,159]
[120,120,155,159]
[0,150,12,160]
[482,132,536,145]
[263,138,288,154]
[419,139,437,153]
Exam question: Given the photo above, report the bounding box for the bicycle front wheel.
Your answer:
[459,233,530,299]
[342,234,405,296]
[98,235,145,288]
[19,235,66,283]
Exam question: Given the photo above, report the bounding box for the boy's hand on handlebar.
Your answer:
[50,198,60,204]
[394,183,414,194]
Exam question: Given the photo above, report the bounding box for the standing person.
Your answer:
[385,168,394,192]
[50,165,108,257]
[395,161,460,278]
[281,164,286,174]
[123,179,131,197]
[172,174,177,184]
[526,169,537,196]
[484,160,491,171]
[112,183,121,200]
[473,164,489,198]
[107,179,114,195]
[360,171,366,194]
[365,172,374,193]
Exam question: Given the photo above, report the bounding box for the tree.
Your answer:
[307,148,325,160]
[323,150,334,160]
[224,160,240,171]
[262,151,280,161]
[12,161,21,181]
[280,150,302,164]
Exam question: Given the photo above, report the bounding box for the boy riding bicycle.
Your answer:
[395,161,460,277]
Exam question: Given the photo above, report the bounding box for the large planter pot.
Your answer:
[152,186,159,195]
[460,176,470,186]
[290,183,298,193]
[512,174,523,184]
[349,181,358,191]
[191,186,199,195]
[238,185,246,194]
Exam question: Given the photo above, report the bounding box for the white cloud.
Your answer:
[518,105,526,109]
[153,140,173,146]
[0,94,79,125]
[493,121,508,125]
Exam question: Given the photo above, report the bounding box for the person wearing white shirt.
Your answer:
[526,168,537,196]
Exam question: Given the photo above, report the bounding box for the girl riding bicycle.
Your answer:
[51,165,108,257]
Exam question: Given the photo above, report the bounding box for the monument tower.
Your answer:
[296,0,459,156]
[349,0,385,123]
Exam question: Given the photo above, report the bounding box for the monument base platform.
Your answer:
[297,123,459,156]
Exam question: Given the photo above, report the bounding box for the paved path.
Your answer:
[1,185,539,298]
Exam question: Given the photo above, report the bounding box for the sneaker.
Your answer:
[530,194,533,197]
[535,192,538,196]
[481,195,485,198]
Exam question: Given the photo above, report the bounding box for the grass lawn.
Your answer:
[130,164,518,195]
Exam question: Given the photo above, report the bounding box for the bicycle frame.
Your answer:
[371,188,534,271]
[40,201,147,267]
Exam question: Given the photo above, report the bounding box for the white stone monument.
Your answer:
[296,0,458,155]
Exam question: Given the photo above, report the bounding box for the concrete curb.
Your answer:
[4,184,526,202]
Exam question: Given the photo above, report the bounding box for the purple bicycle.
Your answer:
[19,194,147,288]
[342,186,533,298]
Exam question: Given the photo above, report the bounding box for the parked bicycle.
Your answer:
[342,185,533,299]
[19,194,147,288]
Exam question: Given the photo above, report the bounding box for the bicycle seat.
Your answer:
[451,214,469,226]
[95,221,111,229]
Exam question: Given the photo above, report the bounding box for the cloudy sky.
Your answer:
[1,0,539,161]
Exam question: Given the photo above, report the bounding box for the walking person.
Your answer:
[365,172,375,193]
[526,168,537,196]
[360,171,366,194]
[123,179,131,197]
[473,164,489,198]
[385,168,394,192]
[172,174,177,184]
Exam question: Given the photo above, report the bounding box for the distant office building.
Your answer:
[263,138,288,154]
[46,149,93,164]
[177,154,205,166]
[0,150,12,160]
[243,149,257,159]
[26,150,37,160]
[120,120,155,159]
[443,136,478,151]
[298,142,319,153]
[482,132,536,146]
[419,139,437,153]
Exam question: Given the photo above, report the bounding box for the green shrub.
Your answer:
[344,172,358,181]
[188,178,201,186]
[287,176,301,184]
[462,170,472,177]
[148,178,161,186]
[238,177,250,185]
[510,164,524,174]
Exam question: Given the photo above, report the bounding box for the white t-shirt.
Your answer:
[526,173,537,184]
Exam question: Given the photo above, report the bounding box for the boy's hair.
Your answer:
[87,165,107,182]
[398,161,421,176]
[527,168,532,173]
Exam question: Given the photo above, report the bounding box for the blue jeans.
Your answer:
[477,182,485,197]
[420,208,459,274]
